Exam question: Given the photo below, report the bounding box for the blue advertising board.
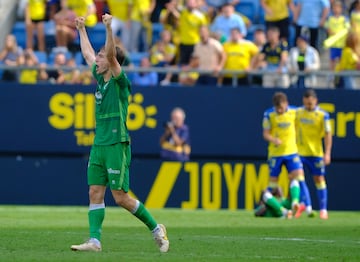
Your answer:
[1,84,360,160]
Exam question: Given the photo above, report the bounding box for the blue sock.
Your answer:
[316,181,328,210]
[299,180,312,208]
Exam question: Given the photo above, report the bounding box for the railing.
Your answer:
[0,64,359,88]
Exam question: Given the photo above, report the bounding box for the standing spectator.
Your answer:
[262,92,309,216]
[54,4,77,48]
[25,0,47,51]
[254,26,290,88]
[349,0,360,33]
[159,0,181,46]
[177,0,207,65]
[221,27,259,86]
[335,31,360,89]
[288,35,321,88]
[132,56,159,86]
[260,0,295,42]
[107,0,132,51]
[0,34,25,82]
[293,0,331,49]
[193,25,226,86]
[205,0,240,21]
[324,0,350,70]
[296,89,333,219]
[61,0,98,27]
[160,107,191,161]
[210,3,247,43]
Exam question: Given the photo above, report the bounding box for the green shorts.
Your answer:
[87,142,131,191]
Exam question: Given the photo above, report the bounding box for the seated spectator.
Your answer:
[150,29,177,67]
[193,25,226,86]
[210,3,247,43]
[221,27,259,86]
[253,26,290,88]
[160,107,191,161]
[25,0,47,51]
[132,57,159,86]
[63,58,81,84]
[178,54,200,86]
[19,49,41,84]
[206,0,240,21]
[288,35,320,88]
[253,27,267,50]
[0,34,25,82]
[40,51,68,84]
[150,29,177,82]
[54,5,77,49]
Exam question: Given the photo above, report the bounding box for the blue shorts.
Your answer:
[268,154,303,178]
[300,156,325,176]
[329,48,342,61]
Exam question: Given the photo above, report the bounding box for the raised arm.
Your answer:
[75,17,95,66]
[102,14,121,77]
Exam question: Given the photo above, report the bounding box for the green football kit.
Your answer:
[87,64,131,191]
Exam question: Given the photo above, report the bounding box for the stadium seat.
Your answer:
[128,52,149,66]
[74,51,85,65]
[11,21,27,49]
[235,2,257,23]
[86,23,106,51]
[151,23,164,45]
[34,51,48,64]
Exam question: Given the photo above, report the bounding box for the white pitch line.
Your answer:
[261,237,335,243]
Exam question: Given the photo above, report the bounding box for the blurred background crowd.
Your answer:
[0,0,359,88]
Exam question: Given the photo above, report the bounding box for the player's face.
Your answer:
[275,102,288,115]
[303,96,317,111]
[95,50,109,75]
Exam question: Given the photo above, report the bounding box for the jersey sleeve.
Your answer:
[262,110,271,130]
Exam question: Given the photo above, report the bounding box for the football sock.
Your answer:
[88,203,105,241]
[133,200,157,231]
[316,180,328,211]
[263,191,284,217]
[298,175,312,211]
[290,179,300,206]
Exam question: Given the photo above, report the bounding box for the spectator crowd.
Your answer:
[0,0,359,88]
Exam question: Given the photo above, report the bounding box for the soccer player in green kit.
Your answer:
[70,14,169,252]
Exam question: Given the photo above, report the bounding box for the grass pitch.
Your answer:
[0,206,359,261]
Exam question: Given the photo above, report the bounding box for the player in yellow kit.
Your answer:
[296,89,332,219]
[262,92,310,213]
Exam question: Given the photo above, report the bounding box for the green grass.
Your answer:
[0,206,359,261]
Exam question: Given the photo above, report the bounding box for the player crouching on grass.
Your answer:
[255,187,293,218]
[70,14,169,253]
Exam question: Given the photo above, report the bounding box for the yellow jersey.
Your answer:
[19,69,38,84]
[263,106,298,157]
[296,106,331,157]
[223,39,258,78]
[263,0,290,21]
[178,8,207,45]
[67,0,97,27]
[28,0,47,21]
[325,15,349,48]
[351,11,360,33]
[335,47,359,71]
[107,0,132,21]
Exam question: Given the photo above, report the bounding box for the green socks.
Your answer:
[88,204,105,241]
[133,201,157,231]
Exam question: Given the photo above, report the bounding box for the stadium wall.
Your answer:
[1,83,359,210]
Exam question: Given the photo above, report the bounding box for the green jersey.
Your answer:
[92,64,131,145]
